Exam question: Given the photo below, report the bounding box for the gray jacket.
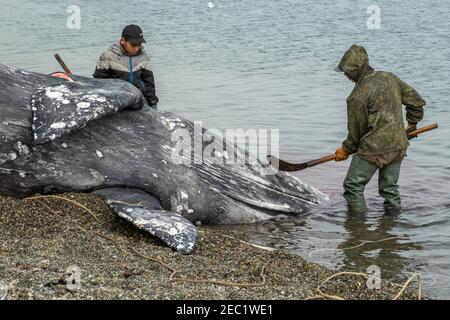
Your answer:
[93,43,158,106]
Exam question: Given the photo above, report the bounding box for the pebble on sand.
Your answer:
[0,193,420,300]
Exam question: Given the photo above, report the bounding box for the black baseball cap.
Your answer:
[122,24,146,44]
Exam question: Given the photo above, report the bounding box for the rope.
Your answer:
[26,196,423,297]
[29,196,267,289]
[309,236,409,258]
[305,270,422,300]
[25,195,98,221]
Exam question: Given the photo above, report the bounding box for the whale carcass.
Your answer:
[0,63,326,254]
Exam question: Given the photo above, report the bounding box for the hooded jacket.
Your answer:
[337,45,426,156]
[93,42,158,106]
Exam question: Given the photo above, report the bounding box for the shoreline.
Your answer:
[0,193,420,300]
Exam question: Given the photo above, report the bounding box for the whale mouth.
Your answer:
[226,190,316,214]
[224,178,325,214]
[194,163,327,215]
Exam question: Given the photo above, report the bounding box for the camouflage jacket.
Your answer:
[337,45,426,156]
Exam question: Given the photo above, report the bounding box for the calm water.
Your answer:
[1,0,449,298]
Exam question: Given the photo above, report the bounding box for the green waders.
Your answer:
[343,154,402,215]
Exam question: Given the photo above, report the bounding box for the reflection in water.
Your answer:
[338,214,423,282]
[218,198,435,296]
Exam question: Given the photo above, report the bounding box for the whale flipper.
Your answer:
[92,188,198,254]
[31,78,144,145]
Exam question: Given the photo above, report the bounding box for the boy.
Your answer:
[93,24,159,107]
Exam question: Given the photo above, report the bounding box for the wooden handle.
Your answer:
[268,123,438,172]
[54,53,72,75]
[304,123,437,169]
[408,123,438,137]
[307,154,336,168]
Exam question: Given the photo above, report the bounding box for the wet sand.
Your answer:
[0,193,420,300]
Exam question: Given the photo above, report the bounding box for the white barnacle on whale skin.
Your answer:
[0,153,17,164]
[50,122,67,129]
[164,120,176,131]
[180,191,189,200]
[7,66,17,73]
[86,95,107,103]
[45,87,65,100]
[95,150,104,158]
[13,141,30,156]
[8,152,17,161]
[171,191,193,214]
[88,168,104,182]
[77,102,91,109]
[168,227,180,236]
[159,116,183,131]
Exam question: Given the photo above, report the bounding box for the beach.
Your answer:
[0,193,420,300]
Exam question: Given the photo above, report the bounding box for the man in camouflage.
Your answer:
[335,44,426,215]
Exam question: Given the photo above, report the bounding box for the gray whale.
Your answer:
[0,63,326,254]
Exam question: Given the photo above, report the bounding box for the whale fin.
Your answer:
[31,77,145,145]
[91,188,198,255]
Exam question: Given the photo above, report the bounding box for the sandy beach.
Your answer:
[0,193,420,300]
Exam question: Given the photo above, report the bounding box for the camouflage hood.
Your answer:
[338,46,426,157]
[337,44,374,82]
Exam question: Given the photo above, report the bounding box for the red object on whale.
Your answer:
[49,72,73,81]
